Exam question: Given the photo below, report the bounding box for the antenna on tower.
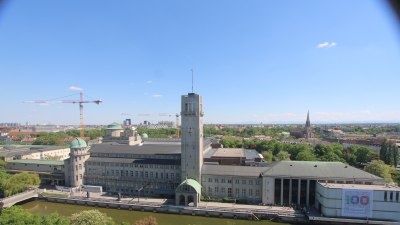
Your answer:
[191,68,194,93]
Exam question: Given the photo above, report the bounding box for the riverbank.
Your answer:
[21,200,286,225]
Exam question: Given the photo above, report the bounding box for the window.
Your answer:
[150,172,153,178]
[256,189,260,197]
[208,187,212,195]
[221,187,225,194]
[126,170,128,176]
[221,179,225,183]
[145,172,148,178]
[242,189,246,197]
[135,171,138,177]
[130,171,134,176]
[249,180,253,185]
[208,178,212,183]
[235,188,239,197]
[249,189,253,197]
[214,178,219,183]
[228,179,232,184]
[384,191,387,201]
[390,191,393,201]
[228,188,232,197]
[396,192,399,202]
[235,179,239,184]
[256,180,261,185]
[242,180,246,185]
[166,173,169,179]
[215,187,219,193]
[140,171,143,178]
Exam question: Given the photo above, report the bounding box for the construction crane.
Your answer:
[27,91,102,137]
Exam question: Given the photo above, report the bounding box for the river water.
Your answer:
[21,200,287,225]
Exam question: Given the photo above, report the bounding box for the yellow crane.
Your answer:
[27,91,102,137]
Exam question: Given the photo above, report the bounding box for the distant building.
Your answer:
[123,119,131,126]
[290,111,313,139]
[304,111,313,139]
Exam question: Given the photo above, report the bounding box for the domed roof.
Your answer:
[142,133,148,138]
[70,138,87,148]
[106,122,123,130]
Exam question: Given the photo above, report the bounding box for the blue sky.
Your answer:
[1,0,400,125]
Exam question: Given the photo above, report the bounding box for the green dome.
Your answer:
[70,138,87,148]
[142,133,148,138]
[106,122,123,130]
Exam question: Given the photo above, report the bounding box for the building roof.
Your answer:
[178,179,201,193]
[86,157,180,165]
[0,145,69,158]
[107,123,123,130]
[263,161,384,181]
[90,142,181,155]
[9,159,64,166]
[202,164,267,177]
[318,182,400,191]
[212,148,245,158]
[70,138,87,148]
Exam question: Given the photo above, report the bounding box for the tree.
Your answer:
[274,151,291,161]
[380,139,390,164]
[364,160,394,183]
[0,206,41,225]
[354,146,372,167]
[133,216,158,225]
[41,213,70,225]
[2,172,40,197]
[70,209,114,225]
[296,149,317,161]
[261,151,273,162]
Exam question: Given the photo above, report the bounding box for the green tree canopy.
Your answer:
[364,160,395,183]
[70,209,114,225]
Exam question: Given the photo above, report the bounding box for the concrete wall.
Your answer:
[262,177,275,204]
[7,162,63,173]
[202,174,262,203]
[316,182,400,221]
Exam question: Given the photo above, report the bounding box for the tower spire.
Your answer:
[306,110,310,127]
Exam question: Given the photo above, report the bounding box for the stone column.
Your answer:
[306,179,310,206]
[297,179,301,205]
[289,179,292,205]
[280,178,284,205]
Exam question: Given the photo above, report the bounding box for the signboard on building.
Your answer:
[82,185,103,193]
[341,189,373,218]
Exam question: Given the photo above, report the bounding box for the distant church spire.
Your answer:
[304,110,313,139]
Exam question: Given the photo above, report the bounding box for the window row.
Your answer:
[207,177,261,185]
[207,187,261,198]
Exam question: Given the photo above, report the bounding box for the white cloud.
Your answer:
[151,94,162,98]
[317,42,337,48]
[146,80,153,84]
[69,86,82,91]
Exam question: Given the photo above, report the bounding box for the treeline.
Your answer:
[341,125,400,135]
[136,128,176,138]
[136,126,301,139]
[0,207,158,225]
[204,126,298,138]
[0,160,40,197]
[31,129,105,146]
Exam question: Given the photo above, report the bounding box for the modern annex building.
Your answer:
[60,92,399,220]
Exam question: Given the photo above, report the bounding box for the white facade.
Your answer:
[316,182,400,221]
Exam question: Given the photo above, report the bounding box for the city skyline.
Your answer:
[1,1,400,125]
